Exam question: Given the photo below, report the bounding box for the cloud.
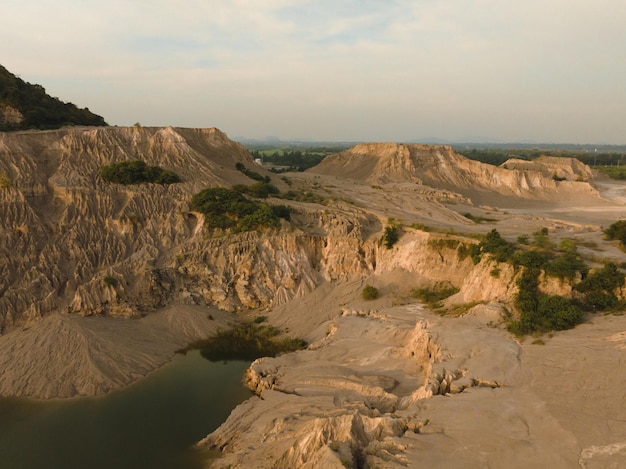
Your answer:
[1,0,624,142]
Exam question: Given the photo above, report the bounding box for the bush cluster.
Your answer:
[574,262,625,310]
[604,221,626,247]
[181,322,307,362]
[235,162,270,183]
[361,285,379,300]
[383,225,400,249]
[411,284,459,309]
[457,227,625,334]
[99,160,181,185]
[232,181,280,198]
[509,268,584,335]
[190,186,290,232]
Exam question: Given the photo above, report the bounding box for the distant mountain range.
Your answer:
[0,64,107,131]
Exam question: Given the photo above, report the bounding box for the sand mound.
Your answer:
[0,305,226,398]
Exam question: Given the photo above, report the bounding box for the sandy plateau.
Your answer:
[1,127,626,467]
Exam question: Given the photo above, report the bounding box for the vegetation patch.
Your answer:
[450,227,623,334]
[279,189,326,204]
[463,212,497,223]
[99,160,181,185]
[383,224,400,249]
[0,171,11,189]
[180,322,307,362]
[604,220,626,248]
[232,181,280,198]
[361,285,379,300]
[0,64,107,131]
[411,283,459,309]
[509,267,584,335]
[190,186,289,232]
[235,162,270,183]
[594,166,626,180]
[103,275,118,287]
[574,262,625,311]
[249,149,329,171]
[428,238,461,251]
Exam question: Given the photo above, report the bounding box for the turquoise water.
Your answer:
[0,351,251,469]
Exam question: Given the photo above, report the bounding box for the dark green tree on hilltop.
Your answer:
[0,64,107,131]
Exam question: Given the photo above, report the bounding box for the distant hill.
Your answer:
[309,142,600,205]
[0,65,107,131]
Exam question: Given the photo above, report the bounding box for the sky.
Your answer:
[1,0,625,144]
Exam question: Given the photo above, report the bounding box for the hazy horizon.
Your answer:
[2,1,625,145]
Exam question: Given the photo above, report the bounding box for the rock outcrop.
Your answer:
[198,306,527,468]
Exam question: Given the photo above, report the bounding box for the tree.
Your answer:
[383,225,399,249]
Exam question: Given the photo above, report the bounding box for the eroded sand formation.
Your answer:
[1,127,626,467]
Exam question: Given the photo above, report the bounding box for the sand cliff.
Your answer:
[1,128,626,467]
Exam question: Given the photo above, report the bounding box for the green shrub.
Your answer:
[532,227,555,249]
[235,204,279,232]
[235,162,270,182]
[99,160,181,185]
[544,251,587,280]
[457,243,480,262]
[362,285,379,300]
[511,266,584,335]
[103,275,118,287]
[383,225,400,249]
[535,294,584,331]
[233,181,280,198]
[574,262,625,310]
[473,229,514,263]
[271,204,292,221]
[512,249,551,269]
[191,186,282,232]
[604,220,626,246]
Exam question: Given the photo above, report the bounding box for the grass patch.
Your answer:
[428,238,461,250]
[278,189,327,204]
[441,301,485,317]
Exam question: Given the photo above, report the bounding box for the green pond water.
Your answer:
[0,351,251,469]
